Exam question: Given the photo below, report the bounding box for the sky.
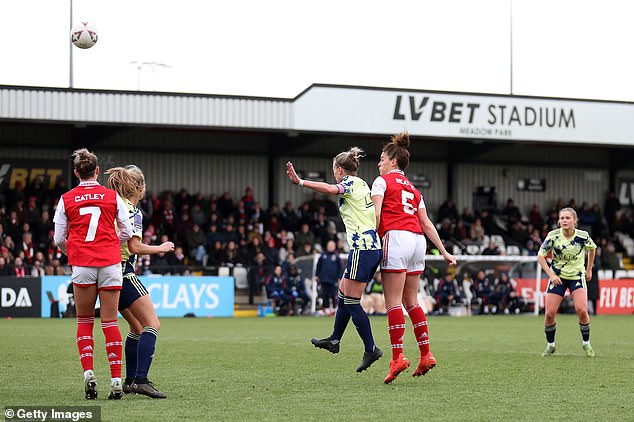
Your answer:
[1,0,634,101]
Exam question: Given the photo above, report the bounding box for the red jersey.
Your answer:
[371,170,424,238]
[56,181,123,267]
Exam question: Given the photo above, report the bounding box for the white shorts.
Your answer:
[72,263,123,290]
[381,230,427,275]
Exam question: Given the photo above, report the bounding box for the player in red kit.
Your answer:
[53,148,132,400]
[371,132,456,384]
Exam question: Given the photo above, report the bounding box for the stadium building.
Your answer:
[1,83,634,316]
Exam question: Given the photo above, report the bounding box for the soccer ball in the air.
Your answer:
[70,22,98,49]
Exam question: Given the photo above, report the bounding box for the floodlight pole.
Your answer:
[509,0,513,95]
[69,0,74,88]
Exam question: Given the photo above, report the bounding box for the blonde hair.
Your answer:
[334,147,364,176]
[383,131,411,170]
[72,148,98,179]
[106,165,145,201]
[559,207,578,223]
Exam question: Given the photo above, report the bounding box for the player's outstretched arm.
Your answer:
[286,161,339,195]
[128,236,175,255]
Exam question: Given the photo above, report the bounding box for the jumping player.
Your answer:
[371,132,456,384]
[286,148,383,373]
[106,165,174,398]
[538,207,597,357]
[53,148,133,399]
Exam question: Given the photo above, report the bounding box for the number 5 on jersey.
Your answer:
[402,191,416,215]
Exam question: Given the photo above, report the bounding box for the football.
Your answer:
[70,22,98,49]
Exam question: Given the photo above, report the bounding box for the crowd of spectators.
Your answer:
[1,178,632,314]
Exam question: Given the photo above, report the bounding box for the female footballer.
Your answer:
[54,148,133,400]
[538,207,596,357]
[286,147,383,373]
[106,165,174,398]
[371,132,456,384]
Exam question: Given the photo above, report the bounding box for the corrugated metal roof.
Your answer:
[0,85,293,130]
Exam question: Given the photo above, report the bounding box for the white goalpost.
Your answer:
[297,254,543,316]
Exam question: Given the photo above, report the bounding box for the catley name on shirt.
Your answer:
[75,193,105,202]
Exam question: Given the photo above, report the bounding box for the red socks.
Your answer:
[76,315,95,372]
[101,319,123,379]
[387,306,406,359]
[407,305,430,356]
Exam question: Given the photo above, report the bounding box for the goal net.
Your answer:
[296,254,544,315]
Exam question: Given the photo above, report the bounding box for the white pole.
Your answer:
[69,0,74,88]
[310,253,319,314]
[534,261,542,316]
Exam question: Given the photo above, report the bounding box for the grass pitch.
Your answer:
[1,314,632,421]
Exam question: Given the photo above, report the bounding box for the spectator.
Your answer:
[482,240,500,256]
[169,246,188,274]
[206,224,223,251]
[469,218,485,245]
[248,251,270,304]
[190,202,206,227]
[598,238,620,277]
[11,256,26,277]
[234,200,249,223]
[34,210,53,251]
[492,273,521,314]
[30,259,45,277]
[241,186,256,213]
[217,192,235,219]
[6,210,21,241]
[160,199,176,238]
[285,264,309,315]
[473,270,494,314]
[437,198,459,223]
[528,203,545,228]
[265,264,290,315]
[250,202,264,225]
[221,240,241,267]
[175,212,193,246]
[139,191,155,225]
[460,207,475,227]
[525,239,540,256]
[174,188,191,214]
[297,241,315,258]
[25,176,46,206]
[280,201,301,232]
[0,256,11,276]
[436,272,461,314]
[278,238,296,264]
[501,198,522,227]
[185,223,207,264]
[452,220,468,243]
[25,196,40,226]
[150,251,171,275]
[294,223,316,255]
[19,232,35,265]
[223,222,239,245]
[262,237,280,267]
[314,240,343,313]
[207,240,224,267]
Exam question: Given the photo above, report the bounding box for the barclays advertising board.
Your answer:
[41,276,234,318]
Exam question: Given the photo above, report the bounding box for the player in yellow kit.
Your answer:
[106,165,174,398]
[286,147,382,373]
[537,207,597,357]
